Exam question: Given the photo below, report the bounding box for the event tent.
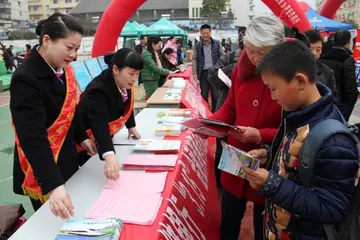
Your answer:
[299,2,353,31]
[144,17,187,36]
[120,21,142,38]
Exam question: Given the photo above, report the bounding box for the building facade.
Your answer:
[28,0,80,24]
[0,0,29,27]
[28,0,48,24]
[316,0,360,24]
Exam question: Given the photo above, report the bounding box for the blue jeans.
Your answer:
[221,189,264,240]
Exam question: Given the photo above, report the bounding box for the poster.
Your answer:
[85,58,103,79]
[71,61,92,92]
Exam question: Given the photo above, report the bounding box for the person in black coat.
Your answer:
[77,48,143,181]
[304,30,340,104]
[10,13,96,219]
[321,30,358,121]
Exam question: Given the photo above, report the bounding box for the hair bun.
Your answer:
[104,52,115,65]
[36,19,47,36]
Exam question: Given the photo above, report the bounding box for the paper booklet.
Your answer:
[155,125,187,136]
[164,89,182,101]
[218,68,232,88]
[133,140,182,153]
[181,118,238,138]
[55,218,122,239]
[156,109,192,118]
[218,141,260,179]
[122,155,177,171]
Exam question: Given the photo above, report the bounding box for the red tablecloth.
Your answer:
[119,72,220,239]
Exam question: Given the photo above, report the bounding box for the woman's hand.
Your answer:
[231,126,261,144]
[80,139,97,156]
[49,185,74,220]
[128,127,141,140]
[104,154,120,181]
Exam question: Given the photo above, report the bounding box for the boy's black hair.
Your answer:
[304,29,323,44]
[200,24,211,31]
[334,29,351,46]
[140,35,147,40]
[258,40,317,83]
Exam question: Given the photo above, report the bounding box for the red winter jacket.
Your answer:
[209,51,282,204]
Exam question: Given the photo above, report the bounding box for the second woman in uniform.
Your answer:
[77,48,143,180]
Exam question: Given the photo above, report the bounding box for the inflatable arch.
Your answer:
[319,0,345,19]
[91,0,344,57]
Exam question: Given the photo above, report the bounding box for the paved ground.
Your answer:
[1,90,360,238]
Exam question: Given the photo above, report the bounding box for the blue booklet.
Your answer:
[71,61,92,92]
[55,218,123,239]
[85,58,103,79]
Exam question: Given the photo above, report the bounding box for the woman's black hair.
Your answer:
[36,13,84,46]
[104,48,143,71]
[147,36,162,59]
[163,48,174,56]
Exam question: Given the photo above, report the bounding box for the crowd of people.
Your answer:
[7,11,360,240]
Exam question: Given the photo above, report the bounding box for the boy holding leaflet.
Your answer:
[244,40,360,239]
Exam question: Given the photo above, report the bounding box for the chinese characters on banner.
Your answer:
[354,29,360,91]
[181,83,212,118]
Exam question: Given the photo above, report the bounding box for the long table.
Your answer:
[10,108,220,240]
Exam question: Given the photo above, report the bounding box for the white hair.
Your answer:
[244,15,285,48]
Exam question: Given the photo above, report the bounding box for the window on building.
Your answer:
[65,8,72,13]
[65,0,72,3]
[192,8,195,18]
[19,11,22,16]
[196,7,198,18]
[199,7,202,17]
[33,6,39,11]
[18,1,20,7]
[53,0,58,4]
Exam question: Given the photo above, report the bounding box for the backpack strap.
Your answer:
[299,119,353,187]
[299,118,360,240]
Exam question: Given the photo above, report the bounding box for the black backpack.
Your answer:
[299,119,360,240]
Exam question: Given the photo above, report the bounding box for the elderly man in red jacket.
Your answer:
[209,16,284,240]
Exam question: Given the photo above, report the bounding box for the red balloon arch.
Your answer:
[91,0,344,57]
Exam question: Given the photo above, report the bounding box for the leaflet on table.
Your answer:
[133,140,182,153]
[55,218,122,239]
[157,116,191,126]
[171,78,187,89]
[218,68,232,88]
[156,109,192,118]
[122,154,178,171]
[86,190,163,225]
[155,125,187,136]
[218,141,260,179]
[164,89,182,101]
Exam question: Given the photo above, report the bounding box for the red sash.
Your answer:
[12,65,77,203]
[78,87,134,151]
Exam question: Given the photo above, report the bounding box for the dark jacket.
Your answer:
[317,61,340,103]
[192,38,221,79]
[262,84,359,240]
[10,47,88,196]
[208,49,240,111]
[321,46,358,105]
[135,44,145,55]
[77,70,135,159]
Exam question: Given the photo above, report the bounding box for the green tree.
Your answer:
[23,31,37,40]
[202,0,228,17]
[8,31,23,40]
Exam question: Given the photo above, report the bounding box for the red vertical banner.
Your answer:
[261,0,312,32]
[354,29,360,61]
